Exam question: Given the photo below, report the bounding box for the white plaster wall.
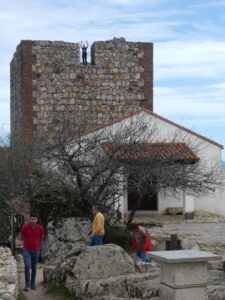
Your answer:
[87,111,225,216]
[158,190,183,213]
[194,169,225,214]
[131,112,224,215]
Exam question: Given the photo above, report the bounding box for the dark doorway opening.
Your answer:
[127,175,158,211]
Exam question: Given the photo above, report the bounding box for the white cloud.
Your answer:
[189,1,225,9]
[155,41,225,80]
[0,0,224,156]
[107,0,155,5]
[209,82,225,89]
[155,85,225,118]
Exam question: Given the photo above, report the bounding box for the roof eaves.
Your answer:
[80,108,223,150]
[142,109,224,149]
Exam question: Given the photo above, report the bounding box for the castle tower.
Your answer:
[10,38,153,144]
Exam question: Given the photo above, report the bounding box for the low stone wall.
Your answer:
[0,247,18,300]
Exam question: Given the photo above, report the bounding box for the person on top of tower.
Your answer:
[81,41,89,64]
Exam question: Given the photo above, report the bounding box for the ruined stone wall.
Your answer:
[10,37,153,143]
[0,247,18,299]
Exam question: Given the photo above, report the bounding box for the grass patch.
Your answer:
[17,291,26,300]
[45,282,75,300]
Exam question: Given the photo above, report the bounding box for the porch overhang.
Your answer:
[102,142,199,165]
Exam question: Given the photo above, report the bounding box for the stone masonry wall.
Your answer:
[10,37,153,143]
[10,41,37,144]
[10,44,22,144]
[0,247,18,300]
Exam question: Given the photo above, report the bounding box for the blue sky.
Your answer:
[0,0,225,159]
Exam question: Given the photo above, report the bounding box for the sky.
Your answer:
[0,0,225,159]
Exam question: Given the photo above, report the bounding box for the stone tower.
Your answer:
[10,37,153,144]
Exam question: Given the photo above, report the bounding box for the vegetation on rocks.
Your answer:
[45,283,76,300]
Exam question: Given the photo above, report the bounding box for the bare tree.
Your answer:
[25,113,222,227]
[0,129,36,250]
[0,130,36,201]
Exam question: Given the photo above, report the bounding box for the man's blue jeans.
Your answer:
[23,249,40,288]
[89,235,104,246]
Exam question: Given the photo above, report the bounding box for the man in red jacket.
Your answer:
[20,213,44,291]
[129,223,152,263]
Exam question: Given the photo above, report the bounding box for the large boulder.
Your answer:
[44,217,91,264]
[43,217,160,299]
[52,217,91,243]
[44,243,136,284]
[44,244,159,300]
[61,244,136,280]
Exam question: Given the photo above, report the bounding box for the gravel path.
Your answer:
[18,262,55,300]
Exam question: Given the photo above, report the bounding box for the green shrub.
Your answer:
[45,283,75,300]
[17,292,26,300]
[104,226,132,252]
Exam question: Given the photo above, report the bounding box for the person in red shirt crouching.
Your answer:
[129,223,152,263]
[20,213,44,291]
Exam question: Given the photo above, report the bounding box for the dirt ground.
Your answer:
[18,261,55,300]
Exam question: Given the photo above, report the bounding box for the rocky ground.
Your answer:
[138,210,225,300]
[15,210,225,300]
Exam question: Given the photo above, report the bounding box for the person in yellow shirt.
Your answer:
[88,205,105,246]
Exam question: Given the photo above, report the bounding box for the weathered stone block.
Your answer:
[160,284,207,300]
[160,261,207,287]
[165,207,183,215]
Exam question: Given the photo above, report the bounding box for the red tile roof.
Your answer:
[102,142,199,164]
